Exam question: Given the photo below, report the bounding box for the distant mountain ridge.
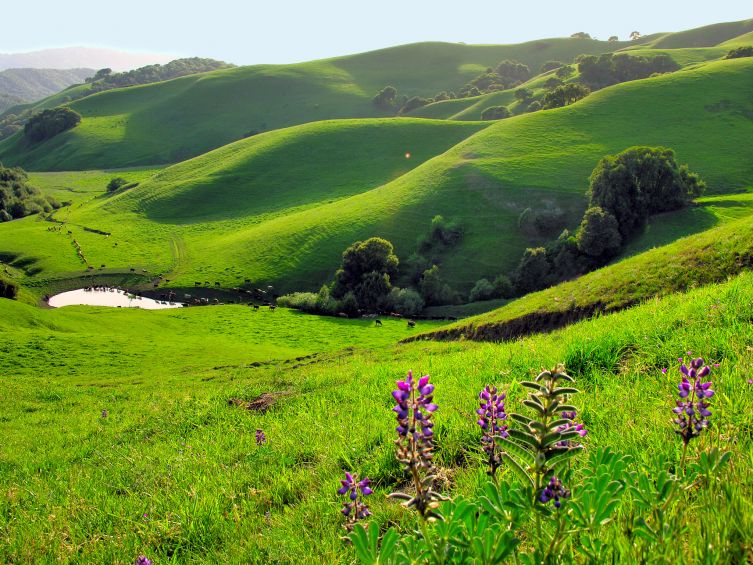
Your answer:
[0,68,93,113]
[0,47,173,72]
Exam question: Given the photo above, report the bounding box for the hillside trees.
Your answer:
[540,61,564,73]
[577,53,679,89]
[725,46,753,59]
[23,107,81,143]
[373,86,398,109]
[480,105,511,120]
[541,83,590,109]
[0,277,18,299]
[1,164,60,221]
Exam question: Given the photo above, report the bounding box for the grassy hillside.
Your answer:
[1,58,750,297]
[648,18,753,49]
[1,266,752,562]
[0,68,92,108]
[0,39,638,170]
[416,201,753,342]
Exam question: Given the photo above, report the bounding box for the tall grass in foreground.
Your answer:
[1,273,753,562]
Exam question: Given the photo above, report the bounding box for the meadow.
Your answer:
[2,270,752,563]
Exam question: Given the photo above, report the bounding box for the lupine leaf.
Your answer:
[554,404,577,413]
[501,452,534,489]
[522,400,546,414]
[507,429,539,448]
[547,418,571,430]
[498,437,535,465]
[510,413,532,426]
[521,381,546,392]
[552,387,580,396]
[547,446,583,467]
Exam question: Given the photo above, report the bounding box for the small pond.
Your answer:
[48,287,184,310]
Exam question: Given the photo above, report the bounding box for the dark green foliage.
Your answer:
[608,35,619,42]
[106,177,128,193]
[332,237,398,312]
[418,215,463,257]
[0,164,60,221]
[576,207,622,258]
[527,100,542,112]
[588,146,705,239]
[89,58,232,91]
[543,77,564,90]
[419,264,458,306]
[555,65,575,79]
[540,61,565,73]
[577,53,679,89]
[518,206,567,237]
[549,230,592,280]
[460,60,530,97]
[725,46,753,59]
[385,287,425,316]
[373,86,398,110]
[570,32,592,39]
[0,277,18,299]
[23,107,81,143]
[514,247,552,293]
[514,88,533,102]
[493,275,515,299]
[542,83,590,109]
[469,278,495,302]
[399,96,430,114]
[480,105,511,120]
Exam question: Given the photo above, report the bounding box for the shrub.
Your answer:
[386,287,425,316]
[527,100,542,113]
[577,53,679,89]
[514,247,552,293]
[24,107,81,143]
[469,278,495,302]
[107,177,128,192]
[399,96,430,114]
[373,86,398,110]
[514,88,533,102]
[417,215,463,257]
[541,83,590,109]
[725,46,753,59]
[1,164,60,221]
[419,265,458,306]
[576,207,622,258]
[492,274,515,299]
[540,60,564,73]
[0,277,18,299]
[332,237,398,305]
[480,105,511,120]
[588,146,705,239]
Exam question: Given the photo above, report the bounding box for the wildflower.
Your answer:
[389,370,445,518]
[338,472,372,531]
[255,429,266,446]
[673,356,714,468]
[661,368,667,375]
[556,410,587,448]
[539,475,570,508]
[135,557,152,565]
[477,385,507,477]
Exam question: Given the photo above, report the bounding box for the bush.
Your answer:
[541,83,590,109]
[418,215,463,257]
[540,61,564,73]
[492,275,515,299]
[399,96,430,114]
[332,237,398,313]
[107,177,128,192]
[278,285,339,315]
[576,207,622,258]
[469,278,495,302]
[518,206,567,236]
[527,100,542,113]
[24,107,81,143]
[0,277,18,300]
[419,265,458,306]
[577,53,679,89]
[724,46,753,59]
[373,86,398,110]
[588,146,705,239]
[386,287,425,316]
[1,164,60,221]
[514,247,552,293]
[480,105,511,120]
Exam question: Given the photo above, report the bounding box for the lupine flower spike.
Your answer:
[134,557,152,565]
[338,472,372,531]
[255,429,267,446]
[477,385,508,478]
[673,355,714,470]
[539,475,571,508]
[389,370,447,518]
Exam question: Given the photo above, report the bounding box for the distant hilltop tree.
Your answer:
[540,61,565,73]
[577,53,679,89]
[608,35,619,42]
[630,31,642,41]
[541,83,590,109]
[725,46,753,59]
[570,32,592,39]
[23,107,81,143]
[373,86,398,110]
[480,105,511,120]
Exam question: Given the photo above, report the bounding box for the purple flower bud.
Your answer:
[135,557,152,565]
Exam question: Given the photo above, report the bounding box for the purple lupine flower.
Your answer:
[539,475,570,508]
[255,429,266,446]
[389,370,444,517]
[661,368,668,375]
[556,410,587,448]
[673,356,714,446]
[135,557,152,565]
[477,385,507,476]
[338,472,372,530]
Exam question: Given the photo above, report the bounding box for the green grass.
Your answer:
[2,58,750,298]
[417,198,753,342]
[1,267,752,562]
[0,38,640,171]
[647,18,753,49]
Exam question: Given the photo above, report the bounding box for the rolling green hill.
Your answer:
[0,38,640,171]
[1,58,750,298]
[648,18,753,49]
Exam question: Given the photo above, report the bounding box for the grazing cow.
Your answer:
[215,282,221,287]
[407,320,416,328]
[337,312,348,318]
[130,267,135,272]
[244,279,251,283]
[195,282,201,286]
[374,319,383,327]
[269,304,276,311]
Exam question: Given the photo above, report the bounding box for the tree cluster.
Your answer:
[480,105,511,120]
[725,46,753,59]
[1,164,60,221]
[541,83,590,109]
[23,107,81,143]
[577,53,679,89]
[513,146,705,294]
[86,58,233,91]
[0,276,18,300]
[459,60,531,97]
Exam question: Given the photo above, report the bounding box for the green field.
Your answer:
[2,267,752,562]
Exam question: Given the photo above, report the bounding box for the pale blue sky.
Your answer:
[2,0,751,64]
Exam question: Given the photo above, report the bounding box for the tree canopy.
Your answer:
[1,164,60,221]
[23,107,81,143]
